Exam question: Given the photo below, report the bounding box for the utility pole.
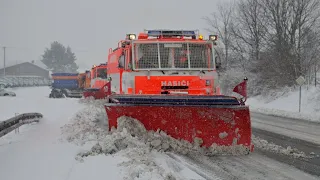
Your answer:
[315,64,317,87]
[3,46,6,77]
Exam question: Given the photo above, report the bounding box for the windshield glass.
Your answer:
[96,68,108,79]
[133,42,214,69]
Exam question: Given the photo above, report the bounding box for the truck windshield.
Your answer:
[132,42,214,69]
[97,68,108,79]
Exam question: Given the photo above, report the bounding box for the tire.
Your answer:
[4,94,9,96]
[50,90,59,98]
[61,90,68,98]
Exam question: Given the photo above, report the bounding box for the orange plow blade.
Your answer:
[104,95,253,153]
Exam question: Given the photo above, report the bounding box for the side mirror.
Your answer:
[118,62,123,68]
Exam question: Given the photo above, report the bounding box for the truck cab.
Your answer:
[89,64,109,89]
[107,29,220,95]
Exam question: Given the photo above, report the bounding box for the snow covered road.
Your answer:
[169,153,319,180]
[0,86,319,180]
[250,112,320,177]
[251,112,320,145]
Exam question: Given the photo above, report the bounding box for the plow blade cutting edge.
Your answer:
[104,95,253,152]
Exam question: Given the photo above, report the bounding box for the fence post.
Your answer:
[14,113,20,134]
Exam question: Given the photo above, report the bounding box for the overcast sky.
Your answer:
[0,0,224,71]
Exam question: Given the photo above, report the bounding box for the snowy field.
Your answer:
[247,86,320,123]
[0,87,206,180]
[0,86,319,180]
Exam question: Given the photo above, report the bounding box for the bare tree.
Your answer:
[300,27,320,85]
[230,0,268,72]
[259,0,320,86]
[203,1,234,69]
[203,0,320,95]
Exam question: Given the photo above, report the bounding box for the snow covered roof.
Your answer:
[0,61,48,71]
[32,60,48,70]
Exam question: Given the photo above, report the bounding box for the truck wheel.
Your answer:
[4,93,9,96]
[61,90,68,98]
[56,92,62,98]
[52,90,59,98]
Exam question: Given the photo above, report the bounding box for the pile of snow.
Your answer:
[252,135,312,159]
[61,101,251,179]
[60,100,107,145]
[62,102,213,179]
[78,97,107,106]
[247,86,320,122]
[64,99,250,156]
[75,116,250,158]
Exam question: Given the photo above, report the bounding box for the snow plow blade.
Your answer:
[83,82,111,99]
[104,95,253,152]
[83,88,105,99]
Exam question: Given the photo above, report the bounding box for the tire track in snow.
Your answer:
[251,112,320,145]
[170,152,319,180]
[252,128,320,155]
[252,128,320,177]
[251,112,320,177]
[166,153,229,180]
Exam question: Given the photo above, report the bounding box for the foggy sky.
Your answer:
[0,0,223,72]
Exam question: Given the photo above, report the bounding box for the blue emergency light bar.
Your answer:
[146,30,197,37]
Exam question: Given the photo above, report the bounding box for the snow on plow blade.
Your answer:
[104,95,253,152]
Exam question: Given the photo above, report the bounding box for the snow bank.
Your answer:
[60,100,108,145]
[72,115,246,179]
[247,86,320,122]
[78,97,107,106]
[64,99,250,156]
[252,135,313,159]
[61,101,250,179]
[77,116,249,157]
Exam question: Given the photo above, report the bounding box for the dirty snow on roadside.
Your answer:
[61,99,249,180]
[252,135,313,159]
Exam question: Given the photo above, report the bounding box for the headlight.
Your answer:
[209,35,218,41]
[128,34,136,40]
[206,80,210,86]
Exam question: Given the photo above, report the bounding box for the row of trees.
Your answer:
[204,0,320,95]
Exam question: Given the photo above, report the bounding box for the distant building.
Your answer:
[0,62,50,79]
